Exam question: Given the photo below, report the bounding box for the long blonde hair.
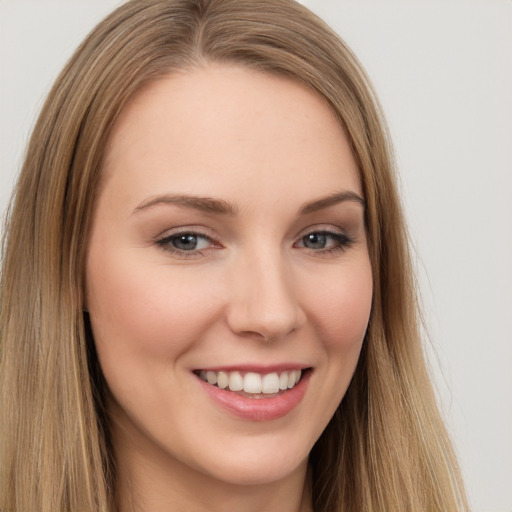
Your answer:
[0,1,468,510]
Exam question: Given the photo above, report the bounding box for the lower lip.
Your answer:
[197,371,311,421]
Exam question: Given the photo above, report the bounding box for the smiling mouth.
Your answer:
[194,369,310,398]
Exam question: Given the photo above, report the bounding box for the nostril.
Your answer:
[227,303,305,341]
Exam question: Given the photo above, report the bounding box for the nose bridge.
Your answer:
[227,245,304,340]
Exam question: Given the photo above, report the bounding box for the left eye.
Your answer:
[158,233,212,252]
[297,231,352,251]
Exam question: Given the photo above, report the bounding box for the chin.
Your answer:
[198,449,309,487]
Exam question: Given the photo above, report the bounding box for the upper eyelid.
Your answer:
[154,224,350,241]
[155,224,346,237]
[295,224,349,239]
[295,230,353,246]
[154,225,218,241]
[298,229,349,239]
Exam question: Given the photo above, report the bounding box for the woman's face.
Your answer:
[86,64,372,490]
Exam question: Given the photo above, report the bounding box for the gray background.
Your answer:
[1,1,511,510]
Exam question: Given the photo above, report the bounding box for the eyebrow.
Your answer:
[133,194,238,215]
[299,191,366,214]
[133,190,365,216]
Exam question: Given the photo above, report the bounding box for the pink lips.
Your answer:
[196,368,311,421]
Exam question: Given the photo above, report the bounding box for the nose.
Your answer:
[226,249,306,341]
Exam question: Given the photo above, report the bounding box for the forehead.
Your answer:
[101,64,362,208]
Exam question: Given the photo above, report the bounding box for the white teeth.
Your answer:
[198,369,304,395]
[288,370,301,389]
[287,371,296,388]
[279,372,289,390]
[244,372,262,393]
[262,373,280,394]
[228,371,243,391]
[206,370,217,385]
[217,371,229,389]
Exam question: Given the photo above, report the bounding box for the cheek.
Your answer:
[86,248,221,364]
[306,259,373,351]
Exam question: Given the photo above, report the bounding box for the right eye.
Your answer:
[156,232,214,255]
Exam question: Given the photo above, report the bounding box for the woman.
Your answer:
[0,0,469,511]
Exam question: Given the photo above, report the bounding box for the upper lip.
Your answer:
[193,363,311,373]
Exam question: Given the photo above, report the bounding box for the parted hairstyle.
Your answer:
[0,1,469,511]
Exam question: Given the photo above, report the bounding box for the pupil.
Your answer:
[305,233,326,249]
[174,234,197,250]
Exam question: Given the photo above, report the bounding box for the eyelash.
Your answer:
[155,230,215,257]
[155,229,354,257]
[295,230,354,255]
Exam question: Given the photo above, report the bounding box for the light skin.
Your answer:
[85,64,373,512]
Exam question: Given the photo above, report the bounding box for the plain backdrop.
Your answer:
[0,1,511,511]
